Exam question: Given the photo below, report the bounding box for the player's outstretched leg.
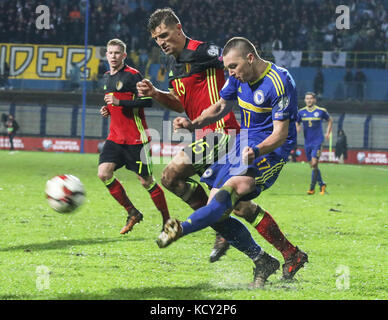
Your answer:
[158,216,279,287]
[161,152,230,261]
[157,185,280,287]
[156,218,182,248]
[157,186,236,247]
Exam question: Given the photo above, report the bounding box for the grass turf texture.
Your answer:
[0,150,387,300]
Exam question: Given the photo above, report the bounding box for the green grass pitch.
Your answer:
[0,150,387,300]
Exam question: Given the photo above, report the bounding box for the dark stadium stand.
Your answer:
[1,0,388,54]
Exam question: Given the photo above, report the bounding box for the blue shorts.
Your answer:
[200,137,287,202]
[305,144,322,161]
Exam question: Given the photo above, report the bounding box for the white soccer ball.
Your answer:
[45,175,85,213]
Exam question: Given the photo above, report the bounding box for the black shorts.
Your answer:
[182,132,235,177]
[99,140,153,177]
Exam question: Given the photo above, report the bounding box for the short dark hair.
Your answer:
[223,37,259,59]
[147,8,180,32]
[305,92,316,98]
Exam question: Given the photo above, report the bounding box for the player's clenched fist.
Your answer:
[173,117,194,132]
[242,146,256,165]
[136,79,156,97]
[100,106,110,118]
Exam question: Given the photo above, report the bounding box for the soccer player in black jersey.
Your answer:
[99,38,170,234]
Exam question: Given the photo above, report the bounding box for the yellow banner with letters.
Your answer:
[0,43,100,80]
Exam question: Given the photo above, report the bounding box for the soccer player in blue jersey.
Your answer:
[156,37,308,286]
[296,92,333,195]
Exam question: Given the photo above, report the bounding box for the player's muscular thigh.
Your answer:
[224,176,256,198]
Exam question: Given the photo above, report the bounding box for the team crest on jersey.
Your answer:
[314,112,319,117]
[253,90,265,105]
[278,95,289,110]
[207,45,219,57]
[116,81,123,90]
[202,168,213,178]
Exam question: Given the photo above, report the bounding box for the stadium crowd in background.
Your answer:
[1,0,387,69]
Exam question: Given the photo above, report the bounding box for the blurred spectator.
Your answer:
[68,62,81,91]
[0,62,10,90]
[129,50,139,68]
[1,113,7,127]
[354,69,366,101]
[272,37,283,51]
[156,65,167,90]
[138,49,149,76]
[5,114,19,151]
[313,68,324,100]
[344,69,354,100]
[69,5,81,21]
[335,129,347,164]
[94,60,107,91]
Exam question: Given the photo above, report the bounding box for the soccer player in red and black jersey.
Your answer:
[98,39,170,234]
[136,9,306,280]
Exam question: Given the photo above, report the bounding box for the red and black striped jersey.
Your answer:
[167,38,240,139]
[103,65,150,145]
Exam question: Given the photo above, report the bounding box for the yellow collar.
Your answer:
[249,62,272,86]
[306,105,317,112]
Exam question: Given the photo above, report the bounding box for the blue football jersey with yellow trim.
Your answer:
[220,62,298,155]
[297,105,330,146]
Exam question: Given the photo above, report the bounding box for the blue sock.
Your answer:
[311,169,318,189]
[212,216,262,260]
[316,169,324,186]
[181,188,233,236]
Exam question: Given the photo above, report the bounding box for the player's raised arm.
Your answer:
[173,98,232,132]
[258,119,289,154]
[136,79,184,113]
[191,98,233,129]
